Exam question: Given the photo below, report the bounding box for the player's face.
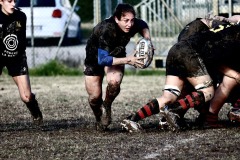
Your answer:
[115,12,135,33]
[0,0,16,15]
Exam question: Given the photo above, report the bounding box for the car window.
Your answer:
[17,0,56,7]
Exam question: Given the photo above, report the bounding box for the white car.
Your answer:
[16,0,82,45]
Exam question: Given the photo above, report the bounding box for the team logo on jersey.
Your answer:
[16,21,21,31]
[3,34,18,51]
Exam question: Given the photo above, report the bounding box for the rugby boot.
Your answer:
[228,108,240,123]
[26,95,43,126]
[89,104,109,131]
[100,103,112,129]
[160,106,181,132]
[195,112,206,127]
[158,117,169,130]
[120,119,142,133]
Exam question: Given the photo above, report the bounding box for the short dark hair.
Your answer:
[113,3,136,20]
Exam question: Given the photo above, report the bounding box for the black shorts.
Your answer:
[166,41,209,78]
[83,64,105,76]
[0,55,29,77]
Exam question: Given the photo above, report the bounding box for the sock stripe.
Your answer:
[178,99,188,110]
[138,110,145,119]
[143,105,152,116]
[186,95,194,108]
[192,92,201,105]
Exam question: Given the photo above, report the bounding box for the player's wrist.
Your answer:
[126,57,131,64]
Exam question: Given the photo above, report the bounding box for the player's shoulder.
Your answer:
[95,17,116,32]
[13,8,27,19]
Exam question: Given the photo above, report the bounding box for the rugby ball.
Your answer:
[135,38,154,68]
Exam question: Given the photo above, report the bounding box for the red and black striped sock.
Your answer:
[171,91,205,110]
[130,99,159,122]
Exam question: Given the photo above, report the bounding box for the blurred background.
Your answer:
[15,0,240,71]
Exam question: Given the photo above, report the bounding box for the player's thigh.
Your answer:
[85,75,103,97]
[157,75,185,108]
[104,65,125,84]
[12,75,31,102]
[187,75,214,101]
[187,75,212,88]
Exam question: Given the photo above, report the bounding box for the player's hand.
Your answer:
[127,50,145,68]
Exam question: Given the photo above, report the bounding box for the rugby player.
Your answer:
[0,0,43,125]
[121,15,240,132]
[84,3,152,130]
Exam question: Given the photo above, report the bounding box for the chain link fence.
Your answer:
[23,0,237,68]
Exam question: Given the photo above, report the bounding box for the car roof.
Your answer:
[16,0,72,9]
[16,0,59,7]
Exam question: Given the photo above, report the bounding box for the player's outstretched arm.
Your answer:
[112,52,145,68]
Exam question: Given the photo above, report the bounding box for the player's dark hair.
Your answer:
[113,3,136,20]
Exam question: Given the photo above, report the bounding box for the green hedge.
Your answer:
[28,60,165,76]
[71,0,141,22]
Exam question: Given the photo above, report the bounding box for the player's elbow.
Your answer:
[98,49,113,66]
[98,56,113,66]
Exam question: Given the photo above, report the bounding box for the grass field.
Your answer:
[0,75,240,159]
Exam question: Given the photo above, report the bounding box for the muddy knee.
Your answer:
[106,83,121,98]
[88,97,103,107]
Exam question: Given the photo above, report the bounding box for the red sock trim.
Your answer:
[192,92,201,105]
[186,95,194,108]
[143,105,152,116]
[179,99,188,110]
[138,110,145,119]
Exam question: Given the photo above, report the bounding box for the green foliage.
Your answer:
[76,1,93,22]
[70,0,141,22]
[81,27,92,39]
[29,60,83,76]
[28,60,165,76]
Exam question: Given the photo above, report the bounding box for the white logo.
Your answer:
[3,34,18,51]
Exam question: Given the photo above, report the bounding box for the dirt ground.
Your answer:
[0,75,240,159]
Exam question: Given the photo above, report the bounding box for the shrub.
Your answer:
[29,60,83,76]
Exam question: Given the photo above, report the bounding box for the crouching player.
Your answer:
[120,15,240,132]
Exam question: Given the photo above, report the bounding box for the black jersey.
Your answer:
[0,8,26,60]
[178,18,209,42]
[84,16,149,66]
[202,24,240,72]
[166,20,234,78]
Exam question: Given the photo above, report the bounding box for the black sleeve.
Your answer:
[17,11,27,53]
[131,18,149,37]
[97,23,116,53]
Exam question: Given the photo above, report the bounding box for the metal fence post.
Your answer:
[212,0,219,16]
[30,0,35,67]
[94,0,101,26]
